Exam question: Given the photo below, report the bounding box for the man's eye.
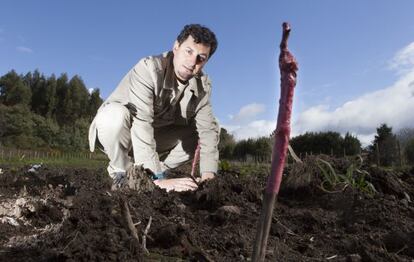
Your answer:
[186,49,192,55]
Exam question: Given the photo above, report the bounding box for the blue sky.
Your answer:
[2,1,414,145]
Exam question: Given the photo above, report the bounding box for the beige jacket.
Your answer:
[89,51,220,174]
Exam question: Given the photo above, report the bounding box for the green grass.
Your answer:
[317,156,377,196]
[0,156,107,169]
[219,160,271,177]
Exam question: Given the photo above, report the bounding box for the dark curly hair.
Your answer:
[176,24,218,58]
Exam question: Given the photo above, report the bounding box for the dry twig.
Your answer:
[119,197,140,243]
[142,216,152,254]
[63,231,80,251]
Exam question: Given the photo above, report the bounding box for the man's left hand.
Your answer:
[199,172,215,182]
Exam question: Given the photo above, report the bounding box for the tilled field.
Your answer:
[0,157,413,261]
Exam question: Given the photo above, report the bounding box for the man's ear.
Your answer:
[173,40,179,52]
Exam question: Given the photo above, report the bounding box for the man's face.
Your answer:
[173,35,211,82]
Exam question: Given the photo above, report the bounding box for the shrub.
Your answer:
[404,138,414,165]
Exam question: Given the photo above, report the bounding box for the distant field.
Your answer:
[0,149,107,169]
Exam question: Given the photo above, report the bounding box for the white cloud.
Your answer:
[222,103,271,140]
[223,120,276,140]
[88,88,94,94]
[293,41,414,146]
[230,103,265,123]
[16,46,33,53]
[389,42,414,74]
[357,133,377,146]
[221,42,414,145]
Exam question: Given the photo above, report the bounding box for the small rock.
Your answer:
[310,236,314,242]
[401,199,409,208]
[28,163,42,173]
[383,231,410,251]
[19,185,28,197]
[1,216,19,226]
[403,191,411,202]
[177,203,186,211]
[347,253,361,262]
[217,205,241,215]
[385,195,396,201]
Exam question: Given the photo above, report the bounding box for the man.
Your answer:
[88,24,220,192]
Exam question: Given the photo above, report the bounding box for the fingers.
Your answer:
[174,178,199,191]
[154,178,198,192]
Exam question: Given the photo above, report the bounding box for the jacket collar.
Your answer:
[188,77,200,97]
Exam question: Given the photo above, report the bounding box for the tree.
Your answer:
[27,71,58,118]
[290,131,343,156]
[27,70,46,114]
[0,104,39,148]
[0,104,7,139]
[45,75,58,118]
[369,123,398,166]
[254,136,272,162]
[56,118,89,150]
[0,69,99,151]
[0,70,32,107]
[321,131,343,155]
[58,75,90,124]
[289,131,362,157]
[397,128,414,165]
[343,132,361,156]
[404,138,414,165]
[32,114,60,147]
[55,73,69,125]
[397,127,414,149]
[233,139,249,161]
[88,88,103,119]
[218,128,236,159]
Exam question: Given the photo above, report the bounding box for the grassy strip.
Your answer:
[219,160,271,177]
[0,157,107,169]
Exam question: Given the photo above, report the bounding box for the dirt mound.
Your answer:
[0,161,413,261]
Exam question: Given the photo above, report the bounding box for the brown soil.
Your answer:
[0,158,413,261]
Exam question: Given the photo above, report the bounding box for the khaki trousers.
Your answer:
[93,103,197,178]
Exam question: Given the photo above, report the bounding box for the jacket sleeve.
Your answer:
[128,58,162,173]
[194,80,220,174]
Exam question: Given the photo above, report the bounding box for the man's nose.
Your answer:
[187,55,197,68]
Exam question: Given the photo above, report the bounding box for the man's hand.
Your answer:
[201,172,215,182]
[153,177,198,192]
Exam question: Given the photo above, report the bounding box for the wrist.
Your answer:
[151,171,166,180]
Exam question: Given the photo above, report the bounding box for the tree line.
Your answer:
[219,124,414,166]
[1,70,413,165]
[0,70,103,151]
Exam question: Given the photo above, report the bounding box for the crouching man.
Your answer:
[88,24,220,192]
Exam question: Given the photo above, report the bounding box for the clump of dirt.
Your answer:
[0,159,413,261]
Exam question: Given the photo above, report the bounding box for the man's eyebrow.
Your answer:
[186,46,208,58]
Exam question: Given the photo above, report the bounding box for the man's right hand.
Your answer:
[153,177,198,192]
